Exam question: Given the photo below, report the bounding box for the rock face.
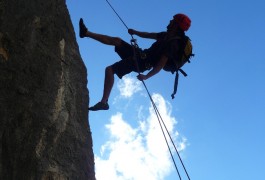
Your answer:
[0,0,95,179]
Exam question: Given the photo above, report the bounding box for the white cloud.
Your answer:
[95,94,188,180]
[117,75,142,98]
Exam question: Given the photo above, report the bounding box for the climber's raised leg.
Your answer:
[79,18,122,46]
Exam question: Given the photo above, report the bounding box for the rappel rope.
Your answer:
[105,1,190,179]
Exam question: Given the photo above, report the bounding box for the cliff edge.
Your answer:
[0,0,95,179]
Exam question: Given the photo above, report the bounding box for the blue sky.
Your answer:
[66,0,265,179]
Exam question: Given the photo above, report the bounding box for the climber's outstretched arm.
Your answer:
[128,29,158,40]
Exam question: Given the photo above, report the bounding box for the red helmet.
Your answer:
[173,14,191,31]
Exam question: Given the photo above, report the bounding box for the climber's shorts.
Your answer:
[111,40,148,79]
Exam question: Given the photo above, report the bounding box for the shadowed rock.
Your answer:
[0,0,95,179]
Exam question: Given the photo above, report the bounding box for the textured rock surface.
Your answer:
[0,0,95,179]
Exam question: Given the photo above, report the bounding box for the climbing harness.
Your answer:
[105,1,191,179]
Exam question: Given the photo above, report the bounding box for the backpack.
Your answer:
[167,35,194,99]
[135,35,194,99]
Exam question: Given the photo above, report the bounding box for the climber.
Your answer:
[79,14,191,111]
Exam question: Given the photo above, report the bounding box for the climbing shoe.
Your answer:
[79,18,87,38]
[89,102,109,111]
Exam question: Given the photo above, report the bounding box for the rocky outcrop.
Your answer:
[0,0,95,179]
